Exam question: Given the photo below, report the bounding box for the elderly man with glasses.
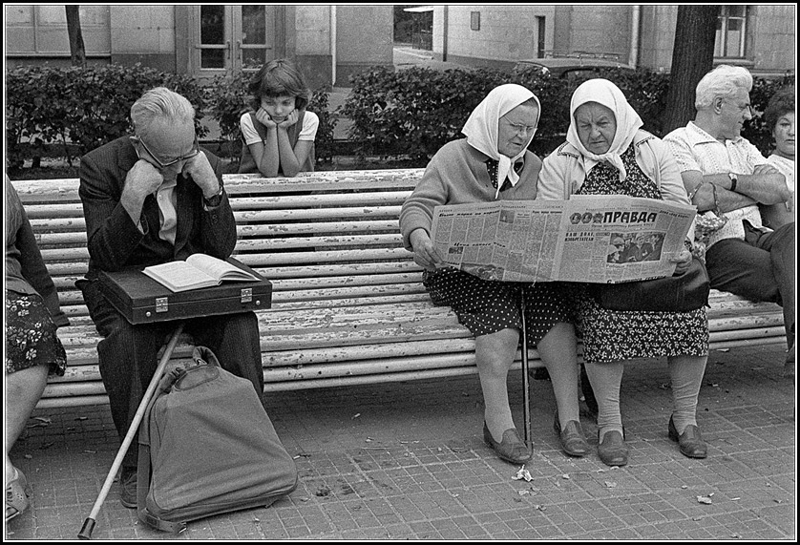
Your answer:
[664,65,795,378]
[75,87,265,509]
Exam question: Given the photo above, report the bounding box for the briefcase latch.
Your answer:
[155,297,169,313]
[240,288,253,304]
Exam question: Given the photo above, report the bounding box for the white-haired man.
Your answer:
[76,88,265,508]
[664,65,794,377]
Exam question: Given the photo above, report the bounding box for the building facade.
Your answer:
[5,5,394,88]
[5,5,794,85]
[431,5,795,77]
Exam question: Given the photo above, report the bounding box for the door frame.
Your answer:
[175,5,289,78]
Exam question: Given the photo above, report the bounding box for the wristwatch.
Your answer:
[203,185,224,208]
[727,172,738,193]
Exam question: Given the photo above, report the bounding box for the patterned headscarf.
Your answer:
[462,84,541,198]
[566,78,643,181]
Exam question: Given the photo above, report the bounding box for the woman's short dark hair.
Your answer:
[248,58,310,112]
[763,86,794,132]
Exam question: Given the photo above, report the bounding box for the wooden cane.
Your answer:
[78,322,185,540]
[519,288,532,449]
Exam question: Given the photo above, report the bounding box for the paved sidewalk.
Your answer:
[5,344,795,540]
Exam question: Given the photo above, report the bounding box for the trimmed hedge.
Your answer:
[342,65,793,161]
[5,63,793,172]
[6,63,207,170]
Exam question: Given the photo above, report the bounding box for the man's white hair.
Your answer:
[130,87,195,140]
[695,65,753,111]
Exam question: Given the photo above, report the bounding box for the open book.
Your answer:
[143,254,259,293]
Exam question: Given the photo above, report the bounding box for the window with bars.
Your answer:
[715,6,748,58]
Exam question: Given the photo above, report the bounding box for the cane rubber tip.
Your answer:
[78,518,96,540]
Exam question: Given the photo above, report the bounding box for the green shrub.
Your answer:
[341,66,673,161]
[341,65,791,161]
[6,63,207,170]
[341,67,510,161]
[207,71,252,161]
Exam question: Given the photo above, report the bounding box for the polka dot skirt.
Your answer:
[423,267,572,344]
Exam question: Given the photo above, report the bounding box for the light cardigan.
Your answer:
[399,138,542,250]
[537,130,695,240]
[537,130,690,205]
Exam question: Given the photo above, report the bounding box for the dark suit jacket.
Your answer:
[78,135,236,282]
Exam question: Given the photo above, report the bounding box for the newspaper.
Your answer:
[430,195,696,284]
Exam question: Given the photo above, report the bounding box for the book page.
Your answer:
[143,261,218,291]
[186,254,257,282]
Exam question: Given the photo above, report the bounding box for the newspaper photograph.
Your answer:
[430,195,696,284]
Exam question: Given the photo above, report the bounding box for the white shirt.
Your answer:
[767,153,794,193]
[240,111,319,146]
[156,179,178,245]
[664,122,768,248]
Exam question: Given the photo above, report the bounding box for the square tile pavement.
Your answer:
[4,344,795,540]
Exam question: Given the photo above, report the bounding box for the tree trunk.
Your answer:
[662,6,720,134]
[66,6,86,67]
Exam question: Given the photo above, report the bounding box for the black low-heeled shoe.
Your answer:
[483,422,532,464]
[668,416,707,459]
[597,429,628,467]
[553,411,589,457]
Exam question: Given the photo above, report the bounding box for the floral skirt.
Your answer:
[5,291,67,376]
[576,288,709,364]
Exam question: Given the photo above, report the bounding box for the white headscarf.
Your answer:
[462,84,541,198]
[566,78,643,181]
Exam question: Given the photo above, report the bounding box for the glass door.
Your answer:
[190,5,277,80]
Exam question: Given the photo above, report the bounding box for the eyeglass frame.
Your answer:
[504,120,538,137]
[131,135,200,169]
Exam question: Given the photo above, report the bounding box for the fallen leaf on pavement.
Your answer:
[513,466,532,482]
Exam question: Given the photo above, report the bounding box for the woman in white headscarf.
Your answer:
[538,79,710,467]
[400,84,588,464]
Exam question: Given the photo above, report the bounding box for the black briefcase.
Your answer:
[98,258,272,325]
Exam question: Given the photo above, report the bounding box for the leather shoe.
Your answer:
[668,416,707,459]
[483,422,531,464]
[119,467,137,509]
[597,430,628,467]
[553,412,589,457]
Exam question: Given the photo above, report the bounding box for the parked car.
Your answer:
[513,56,634,78]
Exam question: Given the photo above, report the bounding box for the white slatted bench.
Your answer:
[12,171,787,409]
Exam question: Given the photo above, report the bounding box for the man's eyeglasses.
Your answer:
[132,136,200,169]
[722,100,753,116]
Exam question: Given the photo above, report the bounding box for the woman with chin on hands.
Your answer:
[400,84,588,464]
[538,79,710,467]
[238,59,319,177]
